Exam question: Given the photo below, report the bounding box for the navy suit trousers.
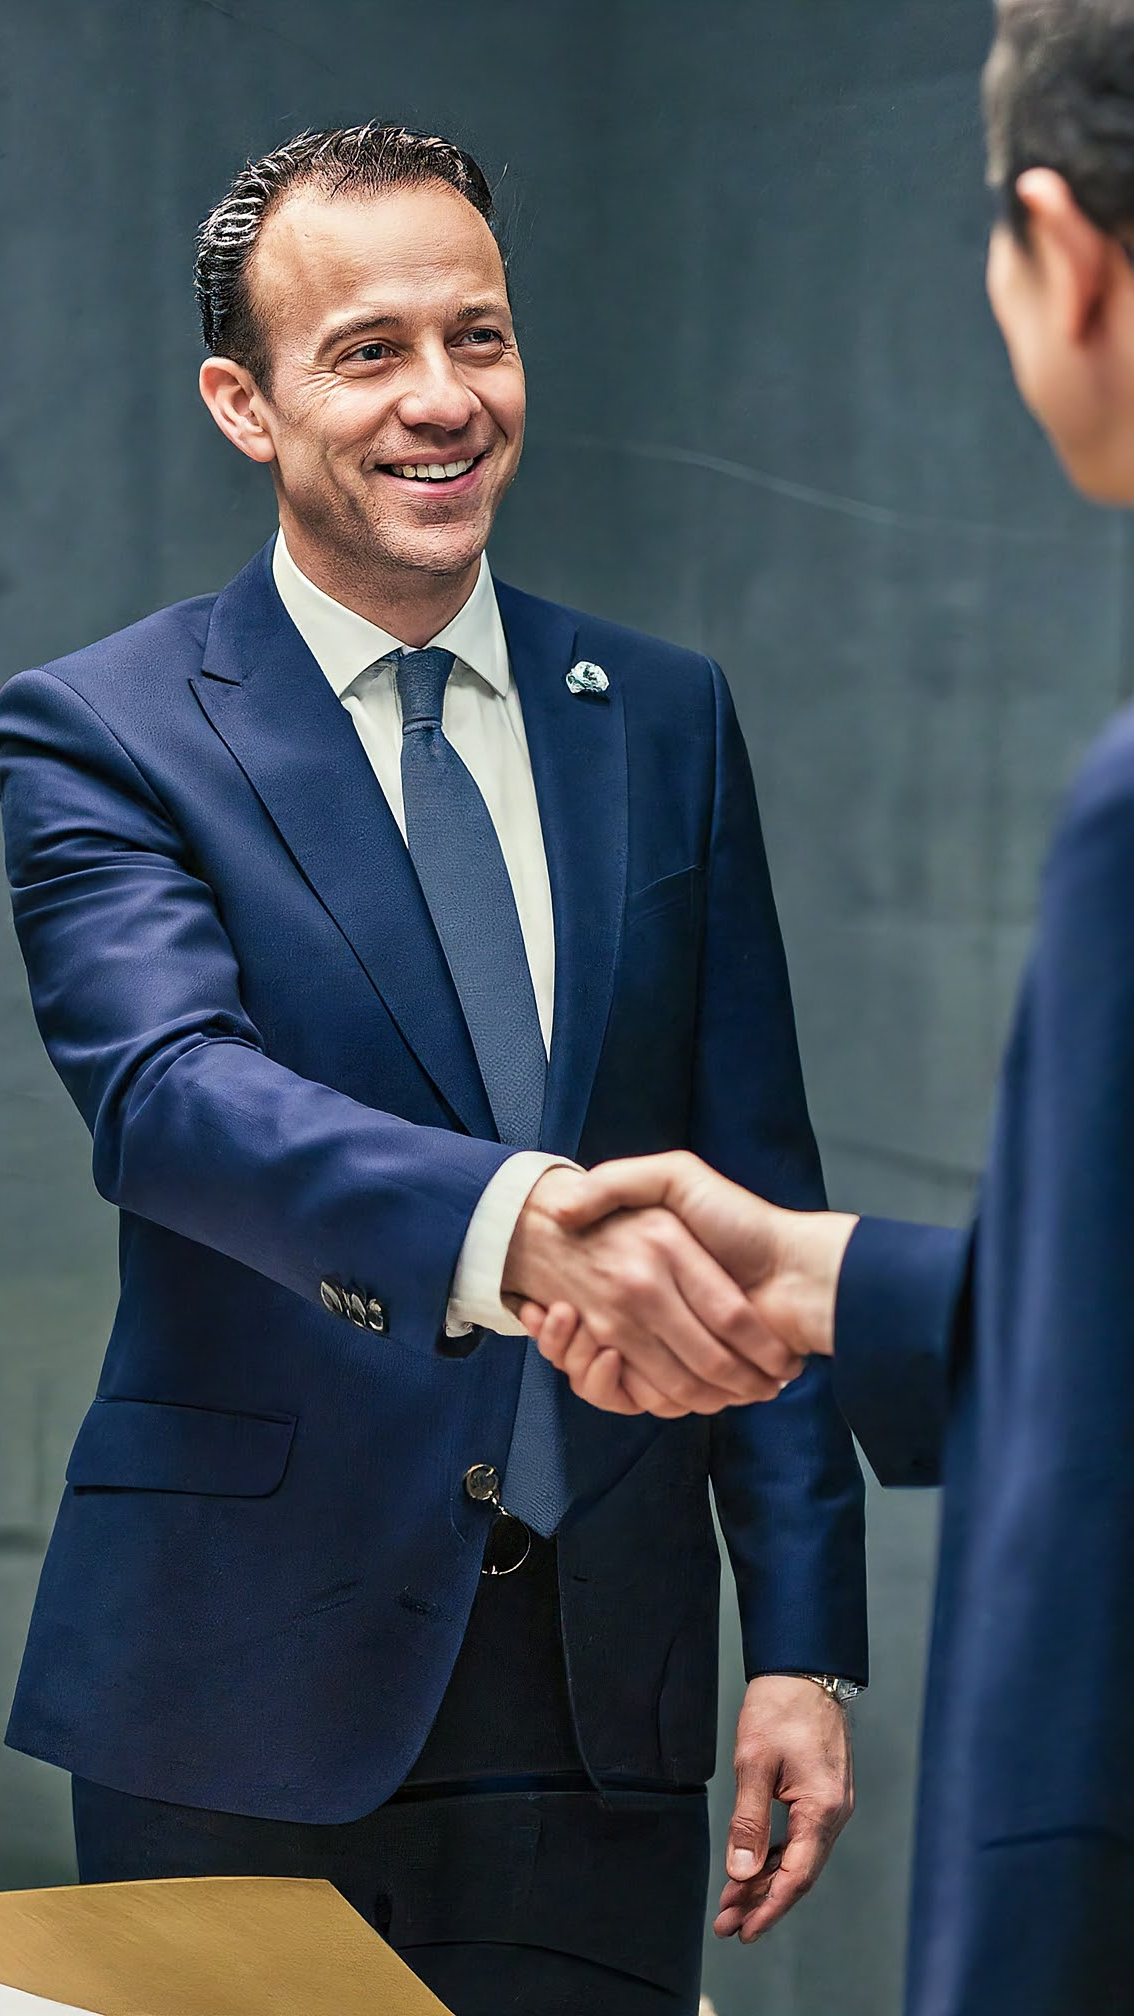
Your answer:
[71,1775,710,2015]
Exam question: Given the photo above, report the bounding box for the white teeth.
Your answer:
[387,457,476,481]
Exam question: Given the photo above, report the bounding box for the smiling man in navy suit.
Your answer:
[0,126,865,2015]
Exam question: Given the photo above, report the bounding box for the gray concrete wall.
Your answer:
[2,3,1128,2010]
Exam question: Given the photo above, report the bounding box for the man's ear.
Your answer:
[1014,167,1117,344]
[199,356,277,465]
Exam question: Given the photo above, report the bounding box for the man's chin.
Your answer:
[364,524,491,581]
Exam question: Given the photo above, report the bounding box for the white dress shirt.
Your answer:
[272,530,567,1336]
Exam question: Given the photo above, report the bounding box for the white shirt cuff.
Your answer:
[447,1151,579,1337]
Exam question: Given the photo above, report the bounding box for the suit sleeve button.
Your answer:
[320,1279,346,1317]
[347,1290,369,1328]
[366,1299,387,1334]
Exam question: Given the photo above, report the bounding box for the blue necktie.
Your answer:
[391,648,570,1536]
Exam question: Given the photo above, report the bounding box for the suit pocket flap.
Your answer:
[66,1397,297,1496]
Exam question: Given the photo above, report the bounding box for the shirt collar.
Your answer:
[271,528,510,700]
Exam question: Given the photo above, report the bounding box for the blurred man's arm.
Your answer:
[832,1215,972,1486]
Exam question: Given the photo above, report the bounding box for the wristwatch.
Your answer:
[802,1673,860,1706]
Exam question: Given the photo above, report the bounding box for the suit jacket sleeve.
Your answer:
[0,667,512,1355]
[692,663,868,1684]
[831,1215,972,1487]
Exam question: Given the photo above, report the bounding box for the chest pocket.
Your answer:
[625,863,703,925]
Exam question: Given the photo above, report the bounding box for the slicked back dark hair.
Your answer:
[195,122,498,388]
[984,0,1134,239]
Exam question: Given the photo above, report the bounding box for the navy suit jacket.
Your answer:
[0,543,865,1822]
[833,704,1134,2015]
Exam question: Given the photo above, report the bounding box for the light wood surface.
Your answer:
[0,1877,453,2015]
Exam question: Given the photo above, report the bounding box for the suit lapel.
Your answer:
[496,580,629,1160]
[190,545,496,1141]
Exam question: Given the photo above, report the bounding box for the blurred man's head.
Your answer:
[984,0,1134,503]
[196,125,525,624]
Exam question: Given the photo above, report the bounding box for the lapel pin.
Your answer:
[566,661,610,697]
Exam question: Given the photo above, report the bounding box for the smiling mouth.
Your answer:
[380,453,483,483]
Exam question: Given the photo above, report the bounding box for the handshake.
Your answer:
[502,1153,860,1418]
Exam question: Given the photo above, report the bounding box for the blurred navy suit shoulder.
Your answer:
[0,543,865,1822]
[833,702,1134,2015]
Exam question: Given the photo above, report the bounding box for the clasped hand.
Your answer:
[502,1154,858,1419]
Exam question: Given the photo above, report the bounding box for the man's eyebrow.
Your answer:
[319,300,512,355]
[318,310,401,353]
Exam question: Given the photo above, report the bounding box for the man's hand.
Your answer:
[714,1675,854,1944]
[516,1152,858,1417]
[502,1167,804,1415]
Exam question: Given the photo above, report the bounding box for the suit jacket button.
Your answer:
[320,1279,346,1318]
[366,1299,387,1334]
[464,1464,501,1504]
[347,1290,368,1328]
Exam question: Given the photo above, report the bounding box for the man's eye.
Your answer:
[458,327,505,349]
[346,342,394,364]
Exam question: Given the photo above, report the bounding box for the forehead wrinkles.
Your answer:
[248,187,506,348]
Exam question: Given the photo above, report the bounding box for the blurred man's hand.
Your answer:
[516,1153,858,1416]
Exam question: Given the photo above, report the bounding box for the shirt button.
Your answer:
[464,1464,501,1504]
[319,1279,346,1318]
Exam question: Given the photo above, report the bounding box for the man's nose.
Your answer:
[396,347,479,432]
